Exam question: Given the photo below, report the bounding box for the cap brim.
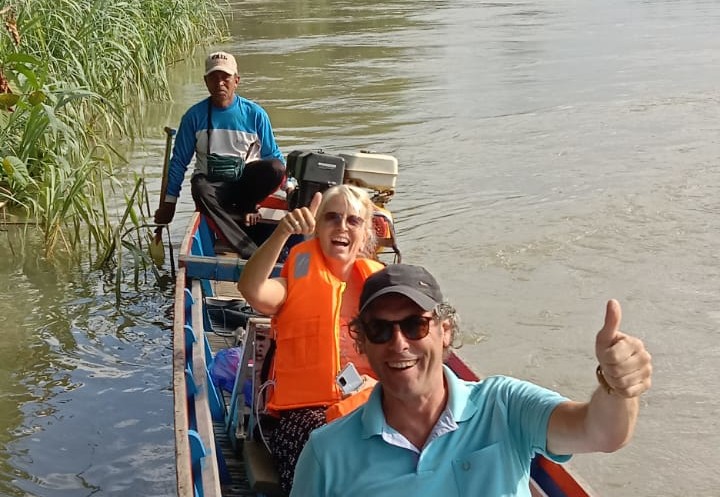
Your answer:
[205,67,235,76]
[359,285,438,314]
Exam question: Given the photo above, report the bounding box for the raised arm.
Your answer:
[547,299,652,455]
[238,193,322,316]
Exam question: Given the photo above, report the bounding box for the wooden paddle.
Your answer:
[149,126,176,266]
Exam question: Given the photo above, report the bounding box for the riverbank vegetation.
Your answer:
[0,0,224,258]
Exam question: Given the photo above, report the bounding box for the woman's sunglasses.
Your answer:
[362,315,433,344]
[322,211,365,229]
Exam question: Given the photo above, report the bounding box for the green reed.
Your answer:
[0,0,224,258]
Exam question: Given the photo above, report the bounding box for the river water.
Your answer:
[1,0,719,495]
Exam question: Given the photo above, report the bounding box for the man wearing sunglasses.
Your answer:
[290,264,653,497]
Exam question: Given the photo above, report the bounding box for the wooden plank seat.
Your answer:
[243,439,285,497]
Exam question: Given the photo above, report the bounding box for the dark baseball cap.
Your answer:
[359,264,444,314]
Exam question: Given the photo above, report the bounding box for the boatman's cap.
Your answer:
[205,51,238,76]
[359,264,444,314]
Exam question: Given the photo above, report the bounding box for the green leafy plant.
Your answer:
[0,0,224,263]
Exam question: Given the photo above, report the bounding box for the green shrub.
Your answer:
[0,0,224,258]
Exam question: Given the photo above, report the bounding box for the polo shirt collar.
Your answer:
[360,364,478,439]
[444,364,478,422]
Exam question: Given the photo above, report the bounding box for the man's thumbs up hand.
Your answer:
[595,300,652,398]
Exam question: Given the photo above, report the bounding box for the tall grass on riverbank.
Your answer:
[0,0,224,258]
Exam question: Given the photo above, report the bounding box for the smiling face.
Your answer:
[204,70,239,108]
[315,190,371,267]
[359,293,450,405]
[254,332,270,363]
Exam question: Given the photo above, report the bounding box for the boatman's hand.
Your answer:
[154,201,176,225]
[594,299,652,398]
[281,192,321,237]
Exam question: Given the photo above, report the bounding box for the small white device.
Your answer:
[336,362,364,395]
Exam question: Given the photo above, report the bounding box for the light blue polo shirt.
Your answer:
[290,366,569,497]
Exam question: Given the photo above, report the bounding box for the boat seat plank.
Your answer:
[180,253,283,282]
[211,280,245,301]
[243,439,285,497]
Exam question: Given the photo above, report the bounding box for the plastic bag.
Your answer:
[210,347,243,393]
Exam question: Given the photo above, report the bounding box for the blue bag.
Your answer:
[210,347,242,393]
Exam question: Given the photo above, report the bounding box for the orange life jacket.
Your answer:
[267,238,383,411]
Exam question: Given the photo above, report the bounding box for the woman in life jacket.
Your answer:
[238,184,383,494]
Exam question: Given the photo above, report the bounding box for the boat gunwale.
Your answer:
[172,265,193,497]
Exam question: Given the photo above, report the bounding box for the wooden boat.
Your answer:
[171,153,595,497]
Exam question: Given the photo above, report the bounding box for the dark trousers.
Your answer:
[191,158,284,259]
[269,408,326,495]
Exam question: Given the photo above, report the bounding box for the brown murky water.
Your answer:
[2,0,719,495]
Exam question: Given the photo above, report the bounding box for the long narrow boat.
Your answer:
[171,153,596,497]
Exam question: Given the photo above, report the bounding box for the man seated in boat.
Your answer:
[238,185,383,494]
[290,264,654,497]
[154,51,287,259]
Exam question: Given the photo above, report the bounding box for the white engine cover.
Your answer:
[340,152,398,191]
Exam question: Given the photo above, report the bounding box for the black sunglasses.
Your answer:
[362,315,433,344]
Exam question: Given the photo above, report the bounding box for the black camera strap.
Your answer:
[206,100,213,156]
